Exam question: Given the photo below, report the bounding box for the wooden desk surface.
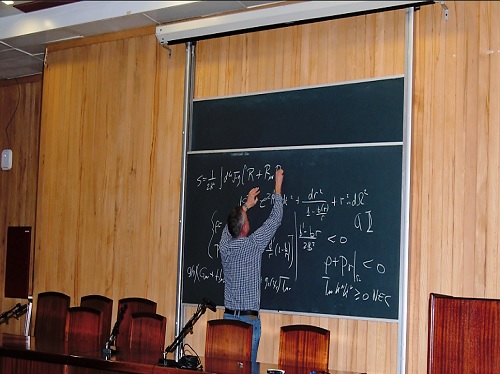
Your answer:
[0,333,365,374]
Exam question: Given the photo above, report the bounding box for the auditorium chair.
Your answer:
[33,291,70,341]
[278,324,330,372]
[80,294,113,346]
[427,293,500,374]
[205,319,253,361]
[66,306,102,351]
[115,297,157,349]
[129,312,166,353]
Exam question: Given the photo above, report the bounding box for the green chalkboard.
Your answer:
[191,77,403,150]
[182,77,404,320]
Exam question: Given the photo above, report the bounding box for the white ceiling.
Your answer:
[0,1,433,81]
[0,1,284,80]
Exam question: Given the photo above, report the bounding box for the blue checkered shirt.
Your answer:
[219,194,283,311]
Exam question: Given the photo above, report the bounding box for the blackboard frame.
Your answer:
[181,75,405,321]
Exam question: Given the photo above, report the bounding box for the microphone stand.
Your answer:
[0,303,27,325]
[158,301,212,367]
[102,304,127,359]
[14,304,28,318]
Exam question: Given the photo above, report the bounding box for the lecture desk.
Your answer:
[0,333,366,374]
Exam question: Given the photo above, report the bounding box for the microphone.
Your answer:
[111,303,128,336]
[13,304,27,318]
[0,303,28,325]
[102,303,128,358]
[202,297,217,312]
[10,303,21,314]
[0,303,23,325]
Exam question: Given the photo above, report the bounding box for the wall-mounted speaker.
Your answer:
[5,226,31,298]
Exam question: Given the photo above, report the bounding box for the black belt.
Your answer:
[224,308,258,316]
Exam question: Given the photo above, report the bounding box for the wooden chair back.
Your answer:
[66,306,102,351]
[34,291,70,341]
[428,293,500,374]
[205,319,253,361]
[80,294,113,345]
[115,297,156,349]
[129,312,166,353]
[278,324,330,371]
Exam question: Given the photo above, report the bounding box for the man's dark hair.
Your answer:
[227,205,244,238]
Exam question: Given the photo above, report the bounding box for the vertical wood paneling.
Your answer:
[34,30,186,347]
[479,1,500,298]
[487,1,500,297]
[0,76,42,334]
[408,2,500,374]
[463,3,481,298]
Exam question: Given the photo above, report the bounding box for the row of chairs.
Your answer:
[206,320,330,370]
[34,292,330,369]
[34,292,165,352]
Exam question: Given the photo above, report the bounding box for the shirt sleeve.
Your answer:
[248,194,283,251]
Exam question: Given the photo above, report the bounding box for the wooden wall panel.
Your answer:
[34,30,186,347]
[0,76,42,334]
[195,11,405,98]
[408,2,500,374]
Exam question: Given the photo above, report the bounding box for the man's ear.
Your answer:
[240,216,250,237]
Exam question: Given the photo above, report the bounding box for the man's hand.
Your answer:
[246,187,260,209]
[275,168,284,195]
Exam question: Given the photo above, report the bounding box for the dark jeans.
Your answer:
[223,312,261,363]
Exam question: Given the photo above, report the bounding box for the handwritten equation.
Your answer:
[184,155,401,318]
[196,164,278,191]
[185,162,396,309]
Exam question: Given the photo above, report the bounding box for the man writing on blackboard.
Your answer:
[219,168,284,363]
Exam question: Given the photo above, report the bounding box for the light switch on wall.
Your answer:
[1,149,13,170]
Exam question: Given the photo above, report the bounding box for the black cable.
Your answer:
[178,343,203,371]
[3,77,20,149]
[151,360,158,373]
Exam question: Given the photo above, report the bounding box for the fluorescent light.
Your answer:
[156,1,431,45]
[2,1,14,5]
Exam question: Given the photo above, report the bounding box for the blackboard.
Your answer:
[191,77,403,150]
[182,77,404,320]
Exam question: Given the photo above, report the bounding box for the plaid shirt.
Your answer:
[219,194,283,311]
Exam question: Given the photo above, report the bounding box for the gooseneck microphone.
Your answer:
[0,303,28,325]
[14,303,28,318]
[202,297,217,312]
[111,303,128,337]
[102,303,128,358]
